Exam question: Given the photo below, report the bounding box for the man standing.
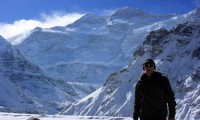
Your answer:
[133,59,176,120]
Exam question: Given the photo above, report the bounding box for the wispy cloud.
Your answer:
[0,11,84,39]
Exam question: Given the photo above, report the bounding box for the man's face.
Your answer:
[143,64,155,76]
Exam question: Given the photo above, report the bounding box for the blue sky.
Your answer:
[1,0,199,23]
[0,0,199,39]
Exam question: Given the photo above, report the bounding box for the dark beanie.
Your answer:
[143,59,155,65]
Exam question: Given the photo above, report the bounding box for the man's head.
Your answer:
[143,59,156,76]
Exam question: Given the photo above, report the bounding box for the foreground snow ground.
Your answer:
[0,112,132,120]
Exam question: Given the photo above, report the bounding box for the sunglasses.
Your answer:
[143,64,154,68]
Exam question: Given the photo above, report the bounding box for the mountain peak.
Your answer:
[76,13,106,23]
[187,7,200,21]
[33,27,43,31]
[81,13,99,19]
[67,13,107,28]
[195,7,200,13]
[110,7,148,20]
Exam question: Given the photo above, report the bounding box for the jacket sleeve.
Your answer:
[133,82,141,119]
[163,77,176,118]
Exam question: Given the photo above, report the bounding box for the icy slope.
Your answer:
[62,20,200,120]
[0,36,95,114]
[0,112,133,120]
[14,7,177,84]
[109,7,175,28]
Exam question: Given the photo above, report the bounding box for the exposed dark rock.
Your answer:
[192,47,200,59]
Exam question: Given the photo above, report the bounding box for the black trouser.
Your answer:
[140,117,166,120]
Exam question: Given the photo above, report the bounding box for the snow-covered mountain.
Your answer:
[3,7,200,119]
[12,7,178,85]
[0,36,95,114]
[61,10,200,120]
[109,7,176,28]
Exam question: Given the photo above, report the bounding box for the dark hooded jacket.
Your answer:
[133,72,176,119]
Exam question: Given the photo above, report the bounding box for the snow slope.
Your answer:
[0,36,95,114]
[0,112,132,120]
[62,18,200,120]
[13,7,176,84]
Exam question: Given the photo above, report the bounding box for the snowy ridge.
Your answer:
[0,36,95,114]
[62,20,200,120]
[109,7,175,28]
[14,7,179,84]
